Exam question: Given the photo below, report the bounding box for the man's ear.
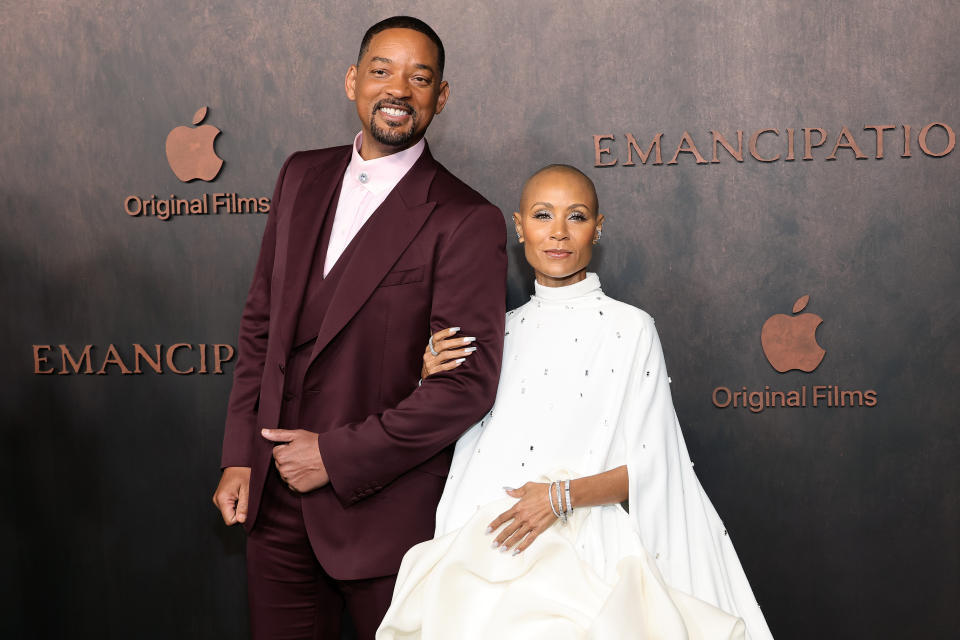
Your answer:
[344,65,358,101]
[434,80,450,114]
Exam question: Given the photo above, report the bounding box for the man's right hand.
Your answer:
[212,466,252,525]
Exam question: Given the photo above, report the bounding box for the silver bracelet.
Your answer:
[555,480,568,525]
[548,482,562,520]
[564,479,573,515]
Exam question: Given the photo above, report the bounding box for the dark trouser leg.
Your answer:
[247,468,344,640]
[339,573,398,640]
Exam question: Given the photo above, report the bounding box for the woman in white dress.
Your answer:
[376,165,774,640]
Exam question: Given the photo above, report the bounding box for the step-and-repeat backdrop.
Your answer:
[3,1,958,637]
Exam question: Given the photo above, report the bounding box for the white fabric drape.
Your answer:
[377,274,773,640]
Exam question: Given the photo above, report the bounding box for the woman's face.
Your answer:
[513,169,604,288]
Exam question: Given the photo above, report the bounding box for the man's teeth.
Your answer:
[380,107,409,117]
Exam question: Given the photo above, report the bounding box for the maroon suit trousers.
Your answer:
[247,340,395,640]
[246,465,396,640]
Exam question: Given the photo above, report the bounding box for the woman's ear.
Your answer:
[593,213,605,244]
[512,211,524,243]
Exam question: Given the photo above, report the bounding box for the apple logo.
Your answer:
[760,294,826,373]
[165,106,223,182]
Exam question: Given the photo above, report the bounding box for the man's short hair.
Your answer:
[358,16,445,78]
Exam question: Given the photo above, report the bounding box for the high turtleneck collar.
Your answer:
[532,272,602,302]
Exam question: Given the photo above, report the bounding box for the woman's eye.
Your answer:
[533,210,551,220]
[569,212,587,222]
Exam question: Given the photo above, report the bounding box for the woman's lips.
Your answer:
[544,249,572,259]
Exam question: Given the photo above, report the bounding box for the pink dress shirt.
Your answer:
[323,132,426,276]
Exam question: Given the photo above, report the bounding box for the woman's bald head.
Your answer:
[520,164,598,213]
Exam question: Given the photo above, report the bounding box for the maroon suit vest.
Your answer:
[281,175,366,429]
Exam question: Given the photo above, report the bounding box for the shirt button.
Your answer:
[358,172,369,184]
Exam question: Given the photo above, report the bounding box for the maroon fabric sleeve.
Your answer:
[317,202,507,505]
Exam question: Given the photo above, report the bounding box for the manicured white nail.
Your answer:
[502,486,515,492]
[464,347,477,353]
[463,337,476,343]
[485,526,493,534]
[449,327,461,334]
[512,548,522,556]
[454,358,466,364]
[491,540,500,549]
[499,545,509,553]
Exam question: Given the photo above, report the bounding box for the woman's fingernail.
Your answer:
[464,347,477,353]
[503,486,515,492]
[463,337,476,343]
[499,545,509,553]
[491,540,500,549]
[512,548,522,556]
[485,526,493,534]
[455,358,466,364]
[449,327,461,334]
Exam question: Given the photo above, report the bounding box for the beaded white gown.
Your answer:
[376,274,773,640]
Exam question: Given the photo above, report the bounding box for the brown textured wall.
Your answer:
[2,1,958,638]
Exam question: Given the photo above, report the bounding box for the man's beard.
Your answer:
[369,100,420,147]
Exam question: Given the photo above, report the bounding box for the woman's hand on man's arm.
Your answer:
[421,326,477,379]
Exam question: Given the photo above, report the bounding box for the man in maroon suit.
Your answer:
[211,16,506,639]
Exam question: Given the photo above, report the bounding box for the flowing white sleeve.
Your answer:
[620,313,774,640]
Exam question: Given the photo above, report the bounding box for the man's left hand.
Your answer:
[261,428,330,493]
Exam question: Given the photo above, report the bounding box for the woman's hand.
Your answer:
[421,327,477,379]
[487,482,558,555]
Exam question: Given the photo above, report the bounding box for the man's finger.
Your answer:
[216,493,238,525]
[237,479,249,524]
[261,428,297,442]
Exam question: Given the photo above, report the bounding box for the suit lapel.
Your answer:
[276,150,351,355]
[308,146,439,365]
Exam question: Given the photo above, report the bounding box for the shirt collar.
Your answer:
[533,272,603,302]
[346,132,426,195]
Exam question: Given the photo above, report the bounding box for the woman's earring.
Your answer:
[517,233,524,243]
[594,228,602,245]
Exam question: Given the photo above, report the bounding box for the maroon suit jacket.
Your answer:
[220,143,507,579]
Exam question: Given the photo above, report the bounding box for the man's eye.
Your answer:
[413,76,430,84]
[372,69,387,76]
